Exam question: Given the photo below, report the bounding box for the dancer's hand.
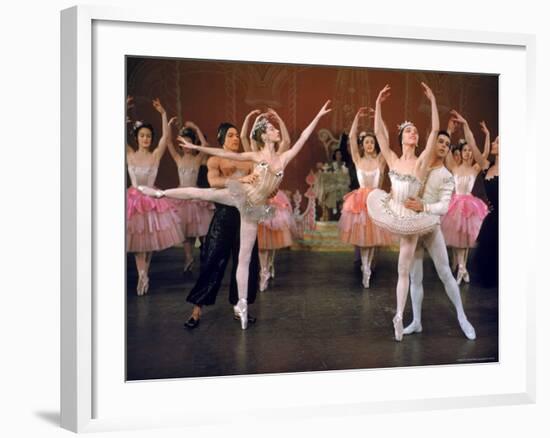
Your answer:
[450,110,468,126]
[421,82,435,101]
[138,185,164,198]
[152,98,165,114]
[404,197,424,212]
[177,136,199,150]
[357,106,374,118]
[316,100,332,118]
[168,117,178,127]
[447,118,458,135]
[480,120,489,135]
[184,120,198,130]
[376,85,391,105]
[238,173,259,185]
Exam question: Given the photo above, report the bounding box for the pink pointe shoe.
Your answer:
[393,314,404,342]
[233,299,249,330]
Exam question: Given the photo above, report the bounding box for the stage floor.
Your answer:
[126,248,498,381]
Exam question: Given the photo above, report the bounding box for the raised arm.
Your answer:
[166,117,181,163]
[240,109,261,152]
[267,108,291,153]
[151,98,170,162]
[480,121,491,161]
[280,100,332,167]
[183,120,210,163]
[349,108,367,165]
[444,118,458,172]
[450,110,488,169]
[178,136,260,163]
[417,82,440,167]
[374,85,398,168]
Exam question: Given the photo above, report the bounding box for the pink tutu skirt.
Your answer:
[126,187,185,253]
[441,193,489,248]
[257,191,297,250]
[338,187,394,247]
[173,198,215,238]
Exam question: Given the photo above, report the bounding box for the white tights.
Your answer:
[395,235,419,318]
[409,226,467,324]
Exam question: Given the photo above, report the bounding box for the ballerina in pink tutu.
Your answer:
[441,112,490,285]
[166,120,215,272]
[139,101,332,329]
[240,108,298,291]
[338,107,394,288]
[126,97,184,295]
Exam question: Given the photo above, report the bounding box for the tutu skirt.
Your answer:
[367,189,440,236]
[257,191,297,250]
[441,193,489,248]
[338,188,394,246]
[225,180,274,223]
[173,198,215,237]
[126,187,184,253]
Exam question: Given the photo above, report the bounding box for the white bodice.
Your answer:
[454,174,476,195]
[177,165,199,188]
[357,167,381,189]
[387,170,423,218]
[127,164,158,187]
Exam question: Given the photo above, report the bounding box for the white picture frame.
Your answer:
[61,5,536,433]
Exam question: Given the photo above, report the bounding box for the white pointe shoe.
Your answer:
[233,299,248,330]
[361,265,371,289]
[183,258,194,273]
[403,320,423,335]
[463,269,470,283]
[393,315,404,342]
[259,269,270,292]
[269,261,275,279]
[456,265,466,286]
[458,318,476,340]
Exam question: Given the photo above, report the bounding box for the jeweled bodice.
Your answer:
[127,164,158,187]
[357,168,381,189]
[245,161,284,205]
[388,170,422,203]
[454,174,476,195]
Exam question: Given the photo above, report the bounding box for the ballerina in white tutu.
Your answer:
[367,83,440,341]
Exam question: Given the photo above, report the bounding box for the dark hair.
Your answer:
[179,127,198,145]
[133,121,154,140]
[397,123,417,146]
[451,143,464,154]
[216,122,237,146]
[437,130,451,142]
[360,131,381,155]
[251,117,270,144]
[332,149,343,161]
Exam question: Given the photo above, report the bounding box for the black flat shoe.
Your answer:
[233,314,257,324]
[184,317,200,329]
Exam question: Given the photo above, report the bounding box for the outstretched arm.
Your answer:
[374,85,398,168]
[280,100,332,167]
[450,110,488,169]
[268,108,291,153]
[240,110,261,152]
[151,98,169,162]
[178,136,260,163]
[417,82,440,168]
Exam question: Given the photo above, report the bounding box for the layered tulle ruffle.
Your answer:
[338,188,394,246]
[257,191,297,250]
[126,187,184,252]
[441,193,489,248]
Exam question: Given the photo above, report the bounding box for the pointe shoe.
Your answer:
[142,272,149,295]
[183,258,194,273]
[463,269,470,284]
[361,265,371,289]
[259,269,270,292]
[137,270,147,296]
[233,299,248,330]
[458,318,476,340]
[393,315,404,342]
[456,265,466,286]
[233,313,257,325]
[269,261,275,279]
[403,320,423,335]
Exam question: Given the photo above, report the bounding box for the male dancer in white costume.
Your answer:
[402,131,476,340]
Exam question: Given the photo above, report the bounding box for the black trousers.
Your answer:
[186,204,259,306]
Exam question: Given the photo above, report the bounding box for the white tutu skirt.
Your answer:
[367,188,439,236]
[226,179,275,223]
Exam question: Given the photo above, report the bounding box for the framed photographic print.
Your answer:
[61,5,536,433]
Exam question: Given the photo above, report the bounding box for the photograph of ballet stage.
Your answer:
[125,56,499,381]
